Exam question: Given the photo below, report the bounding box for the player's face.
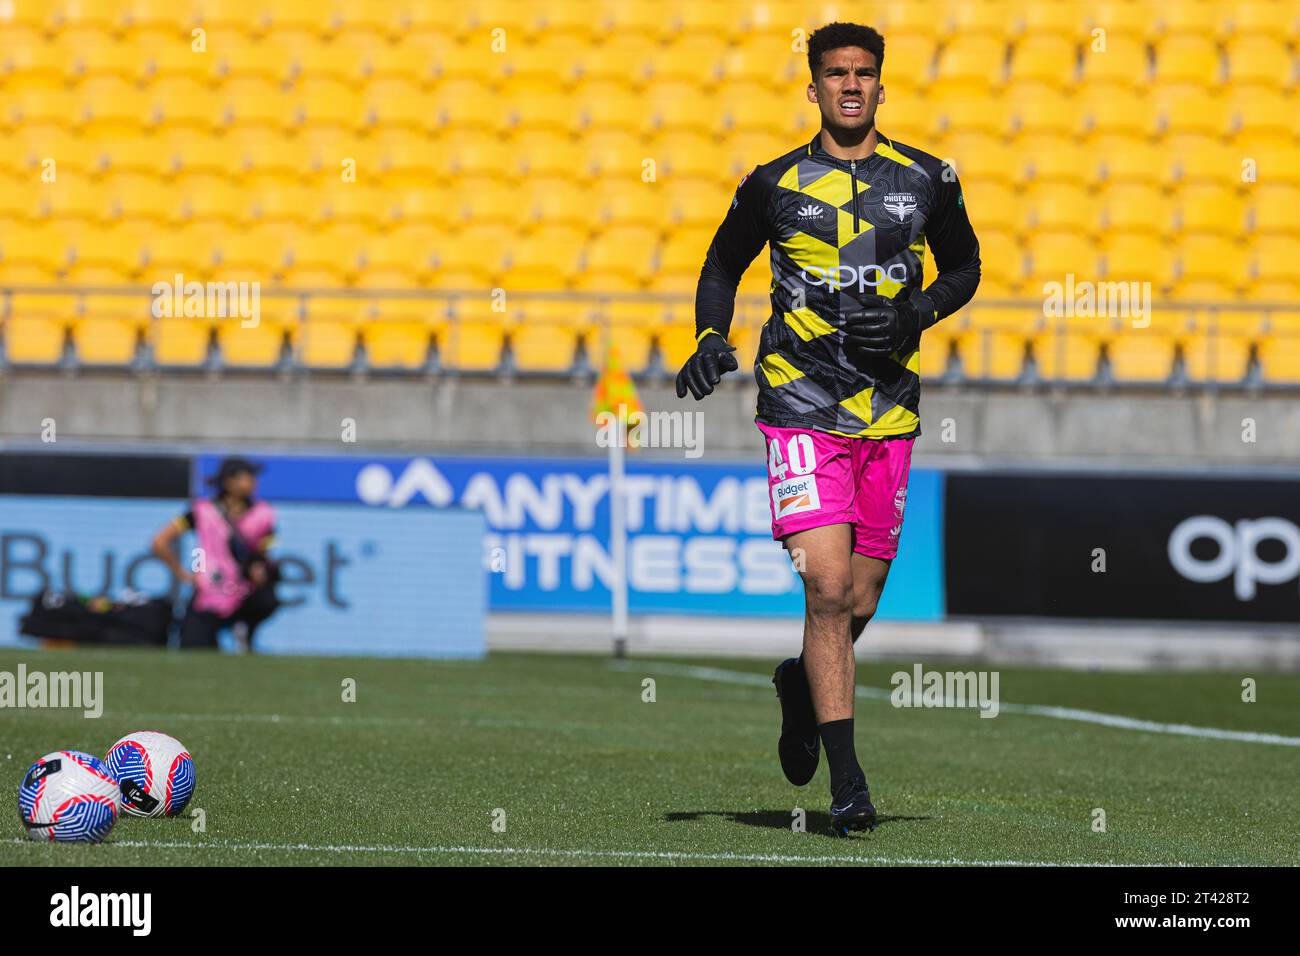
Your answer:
[225,472,256,498]
[807,46,883,133]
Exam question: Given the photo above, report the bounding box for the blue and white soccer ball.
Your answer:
[18,750,121,843]
[104,731,196,818]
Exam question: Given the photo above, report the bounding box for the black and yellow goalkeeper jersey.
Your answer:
[695,132,981,438]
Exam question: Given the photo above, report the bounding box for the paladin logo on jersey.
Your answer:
[772,475,820,518]
[883,192,917,223]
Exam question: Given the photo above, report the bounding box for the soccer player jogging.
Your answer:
[676,23,980,834]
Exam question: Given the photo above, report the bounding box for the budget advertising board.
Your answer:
[0,495,486,657]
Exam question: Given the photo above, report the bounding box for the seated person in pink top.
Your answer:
[152,457,279,650]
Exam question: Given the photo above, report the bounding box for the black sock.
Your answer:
[818,718,864,796]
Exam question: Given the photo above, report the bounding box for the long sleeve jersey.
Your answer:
[696,132,981,438]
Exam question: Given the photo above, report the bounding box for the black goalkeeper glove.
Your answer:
[842,293,935,358]
[675,329,738,400]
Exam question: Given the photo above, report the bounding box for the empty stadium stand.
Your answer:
[0,0,1297,385]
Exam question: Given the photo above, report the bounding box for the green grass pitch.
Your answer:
[2,646,1298,866]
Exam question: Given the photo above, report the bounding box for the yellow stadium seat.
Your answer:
[1031,326,1105,382]
[7,89,78,130]
[596,302,659,373]
[1253,236,1300,291]
[1076,85,1153,139]
[963,182,1020,235]
[1008,87,1076,139]
[929,93,1013,139]
[1181,330,1253,383]
[947,2,1015,37]
[523,179,599,234]
[221,224,294,278]
[152,316,213,367]
[954,327,1029,381]
[1024,234,1097,286]
[525,0,598,41]
[649,130,728,183]
[511,130,580,181]
[1100,184,1173,236]
[576,226,659,291]
[357,228,437,287]
[1156,0,1231,39]
[935,36,1006,91]
[1018,2,1091,38]
[510,322,580,373]
[1239,140,1300,187]
[975,230,1026,290]
[647,34,726,88]
[1225,1,1300,38]
[504,229,585,290]
[216,311,289,368]
[143,222,224,277]
[1224,36,1293,88]
[655,318,699,373]
[1173,185,1246,237]
[361,308,437,371]
[646,81,726,137]
[152,76,220,131]
[78,76,154,131]
[4,295,73,365]
[877,1,944,39]
[1248,185,1300,237]
[1257,315,1300,382]
[1094,136,1166,185]
[74,294,147,366]
[1106,328,1177,382]
[103,173,182,224]
[4,40,72,87]
[1022,186,1097,236]
[1101,235,1178,292]
[719,41,812,91]
[1156,40,1222,89]
[429,225,511,289]
[293,306,359,369]
[1226,89,1293,139]
[1009,36,1079,89]
[939,133,1019,187]
[919,327,955,378]
[579,35,657,88]
[440,307,506,373]
[190,0,273,35]
[1078,36,1149,88]
[652,239,706,294]
[1155,89,1231,140]
[1178,236,1250,294]
[1018,136,1090,187]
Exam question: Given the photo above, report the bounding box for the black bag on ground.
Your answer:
[18,590,172,646]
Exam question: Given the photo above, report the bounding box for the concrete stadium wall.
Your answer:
[2,369,1299,471]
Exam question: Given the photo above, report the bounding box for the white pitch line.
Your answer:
[0,837,1167,867]
[619,661,1300,748]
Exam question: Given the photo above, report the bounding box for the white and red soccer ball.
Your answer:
[104,731,197,818]
[18,750,120,843]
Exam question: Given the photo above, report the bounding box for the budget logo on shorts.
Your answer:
[773,475,820,518]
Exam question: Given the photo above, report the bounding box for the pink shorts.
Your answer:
[757,421,914,560]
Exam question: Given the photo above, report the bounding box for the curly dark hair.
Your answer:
[807,22,885,78]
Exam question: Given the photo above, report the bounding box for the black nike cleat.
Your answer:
[772,657,819,786]
[830,778,877,836]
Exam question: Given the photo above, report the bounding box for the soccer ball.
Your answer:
[104,731,196,818]
[18,750,121,843]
